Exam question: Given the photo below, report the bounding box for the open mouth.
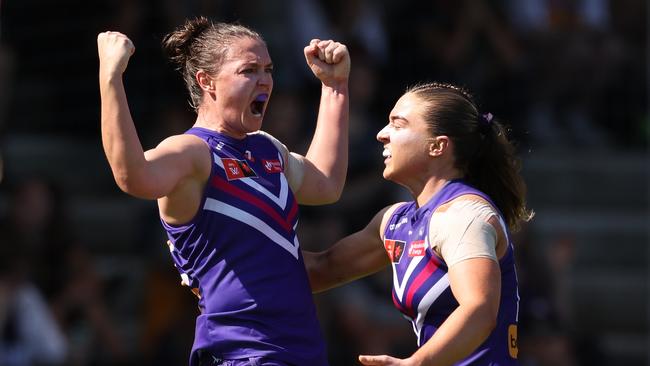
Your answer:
[250,94,268,117]
[382,148,392,159]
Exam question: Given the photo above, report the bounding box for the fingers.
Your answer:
[97,31,135,55]
[358,355,396,365]
[305,39,347,65]
[97,31,136,77]
[304,38,350,87]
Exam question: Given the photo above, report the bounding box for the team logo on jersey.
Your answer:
[262,159,283,173]
[384,239,406,263]
[508,324,518,358]
[408,240,426,257]
[222,158,258,180]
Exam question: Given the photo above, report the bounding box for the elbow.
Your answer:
[318,181,345,204]
[319,190,342,205]
[304,251,330,293]
[113,170,133,193]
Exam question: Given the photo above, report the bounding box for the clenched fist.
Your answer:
[304,39,350,89]
[97,31,135,79]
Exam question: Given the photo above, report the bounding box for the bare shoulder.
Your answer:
[146,133,212,176]
[156,133,208,151]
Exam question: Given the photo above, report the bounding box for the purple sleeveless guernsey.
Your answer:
[383,180,519,365]
[162,127,328,366]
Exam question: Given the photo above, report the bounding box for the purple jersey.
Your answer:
[162,127,328,366]
[383,180,519,365]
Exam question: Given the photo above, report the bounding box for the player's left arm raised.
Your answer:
[294,39,350,205]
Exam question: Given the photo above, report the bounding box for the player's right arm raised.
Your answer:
[97,31,204,200]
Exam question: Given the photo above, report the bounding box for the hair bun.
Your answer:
[162,16,211,68]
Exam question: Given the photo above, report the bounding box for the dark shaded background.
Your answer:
[0,0,647,365]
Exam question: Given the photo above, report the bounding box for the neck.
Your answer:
[410,163,463,207]
[413,177,453,207]
[194,109,247,140]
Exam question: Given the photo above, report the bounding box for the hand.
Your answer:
[303,39,350,88]
[358,354,416,366]
[97,31,135,79]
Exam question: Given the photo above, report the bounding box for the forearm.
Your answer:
[304,249,367,293]
[410,305,496,366]
[303,224,388,294]
[99,74,148,193]
[304,83,349,200]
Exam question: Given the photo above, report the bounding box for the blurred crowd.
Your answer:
[0,0,647,365]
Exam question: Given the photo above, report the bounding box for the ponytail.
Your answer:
[467,115,533,232]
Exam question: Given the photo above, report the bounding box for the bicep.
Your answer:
[135,137,209,198]
[292,156,335,205]
[448,258,501,313]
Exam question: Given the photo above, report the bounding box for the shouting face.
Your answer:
[211,37,273,137]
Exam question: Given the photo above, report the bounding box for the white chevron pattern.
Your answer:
[203,198,299,259]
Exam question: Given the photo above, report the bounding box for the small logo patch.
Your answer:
[222,158,258,180]
[408,240,426,257]
[508,324,518,359]
[244,150,255,162]
[262,159,283,173]
[384,239,406,263]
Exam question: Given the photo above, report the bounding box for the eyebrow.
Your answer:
[390,114,408,122]
[242,61,274,68]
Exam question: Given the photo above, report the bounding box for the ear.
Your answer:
[428,136,450,157]
[196,70,214,92]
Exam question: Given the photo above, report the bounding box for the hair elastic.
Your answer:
[480,112,493,126]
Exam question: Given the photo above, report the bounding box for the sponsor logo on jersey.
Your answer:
[508,324,518,358]
[408,240,426,257]
[222,158,258,180]
[384,239,406,263]
[262,159,283,173]
[389,217,409,231]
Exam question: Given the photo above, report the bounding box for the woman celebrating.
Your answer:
[305,82,532,366]
[97,16,350,366]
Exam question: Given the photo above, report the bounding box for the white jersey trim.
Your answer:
[203,198,299,259]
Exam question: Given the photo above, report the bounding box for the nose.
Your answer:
[376,124,389,143]
[258,71,272,88]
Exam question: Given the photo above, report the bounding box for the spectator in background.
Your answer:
[0,178,126,365]
[0,42,15,183]
[504,0,645,148]
[0,236,67,366]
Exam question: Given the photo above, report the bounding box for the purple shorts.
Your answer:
[197,351,292,366]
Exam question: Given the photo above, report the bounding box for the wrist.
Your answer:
[321,81,349,96]
[406,353,426,366]
[99,68,124,84]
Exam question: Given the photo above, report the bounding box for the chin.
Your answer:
[382,169,392,181]
[244,118,263,132]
